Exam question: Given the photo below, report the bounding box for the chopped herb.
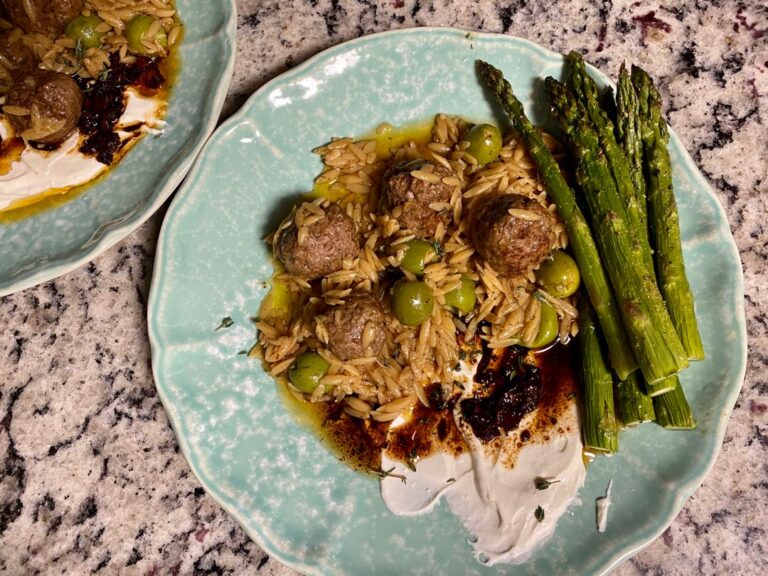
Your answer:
[535,478,561,491]
[432,241,445,258]
[446,477,456,483]
[74,39,84,58]
[236,350,248,356]
[535,505,545,522]
[247,342,261,358]
[215,316,234,331]
[458,349,468,361]
[99,68,110,81]
[405,448,419,472]
[454,362,462,372]
[373,467,407,483]
[567,391,576,400]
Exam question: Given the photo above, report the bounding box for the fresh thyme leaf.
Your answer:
[535,505,545,522]
[215,316,234,331]
[373,467,407,483]
[74,39,84,58]
[236,350,247,355]
[535,478,561,491]
[99,69,110,81]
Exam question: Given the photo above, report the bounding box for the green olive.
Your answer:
[535,251,581,298]
[465,123,502,166]
[289,352,330,393]
[392,281,434,326]
[444,276,477,315]
[529,301,559,349]
[65,15,106,51]
[126,14,168,55]
[400,239,437,276]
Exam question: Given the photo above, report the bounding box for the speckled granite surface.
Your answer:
[0,0,766,574]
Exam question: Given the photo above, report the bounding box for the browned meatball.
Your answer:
[380,160,454,237]
[6,70,82,146]
[470,194,558,276]
[274,202,359,280]
[0,32,37,79]
[324,293,387,360]
[1,0,83,35]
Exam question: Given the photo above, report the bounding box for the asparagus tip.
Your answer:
[476,60,501,86]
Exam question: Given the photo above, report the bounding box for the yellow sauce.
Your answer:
[0,137,24,176]
[310,117,437,202]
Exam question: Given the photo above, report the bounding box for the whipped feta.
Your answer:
[0,88,165,213]
[381,354,586,566]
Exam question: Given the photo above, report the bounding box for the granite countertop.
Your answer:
[1,0,766,574]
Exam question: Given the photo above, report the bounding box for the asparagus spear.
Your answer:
[476,60,637,380]
[653,376,696,429]
[643,374,678,397]
[545,77,689,384]
[615,371,655,427]
[615,64,675,401]
[616,64,648,235]
[578,295,619,453]
[632,65,705,361]
[613,65,697,417]
[566,52,648,257]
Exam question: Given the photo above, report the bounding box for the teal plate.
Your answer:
[148,29,747,575]
[0,0,236,297]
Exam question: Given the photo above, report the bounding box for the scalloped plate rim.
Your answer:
[148,27,747,576]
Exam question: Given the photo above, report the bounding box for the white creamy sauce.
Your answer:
[381,357,586,566]
[0,88,164,212]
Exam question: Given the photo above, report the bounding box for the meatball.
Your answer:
[2,0,83,35]
[6,70,82,146]
[0,32,37,79]
[380,160,454,237]
[274,201,359,280]
[470,194,558,276]
[324,293,387,361]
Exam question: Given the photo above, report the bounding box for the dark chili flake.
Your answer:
[535,505,545,522]
[80,130,121,165]
[77,53,165,165]
[461,345,542,442]
[428,384,447,411]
